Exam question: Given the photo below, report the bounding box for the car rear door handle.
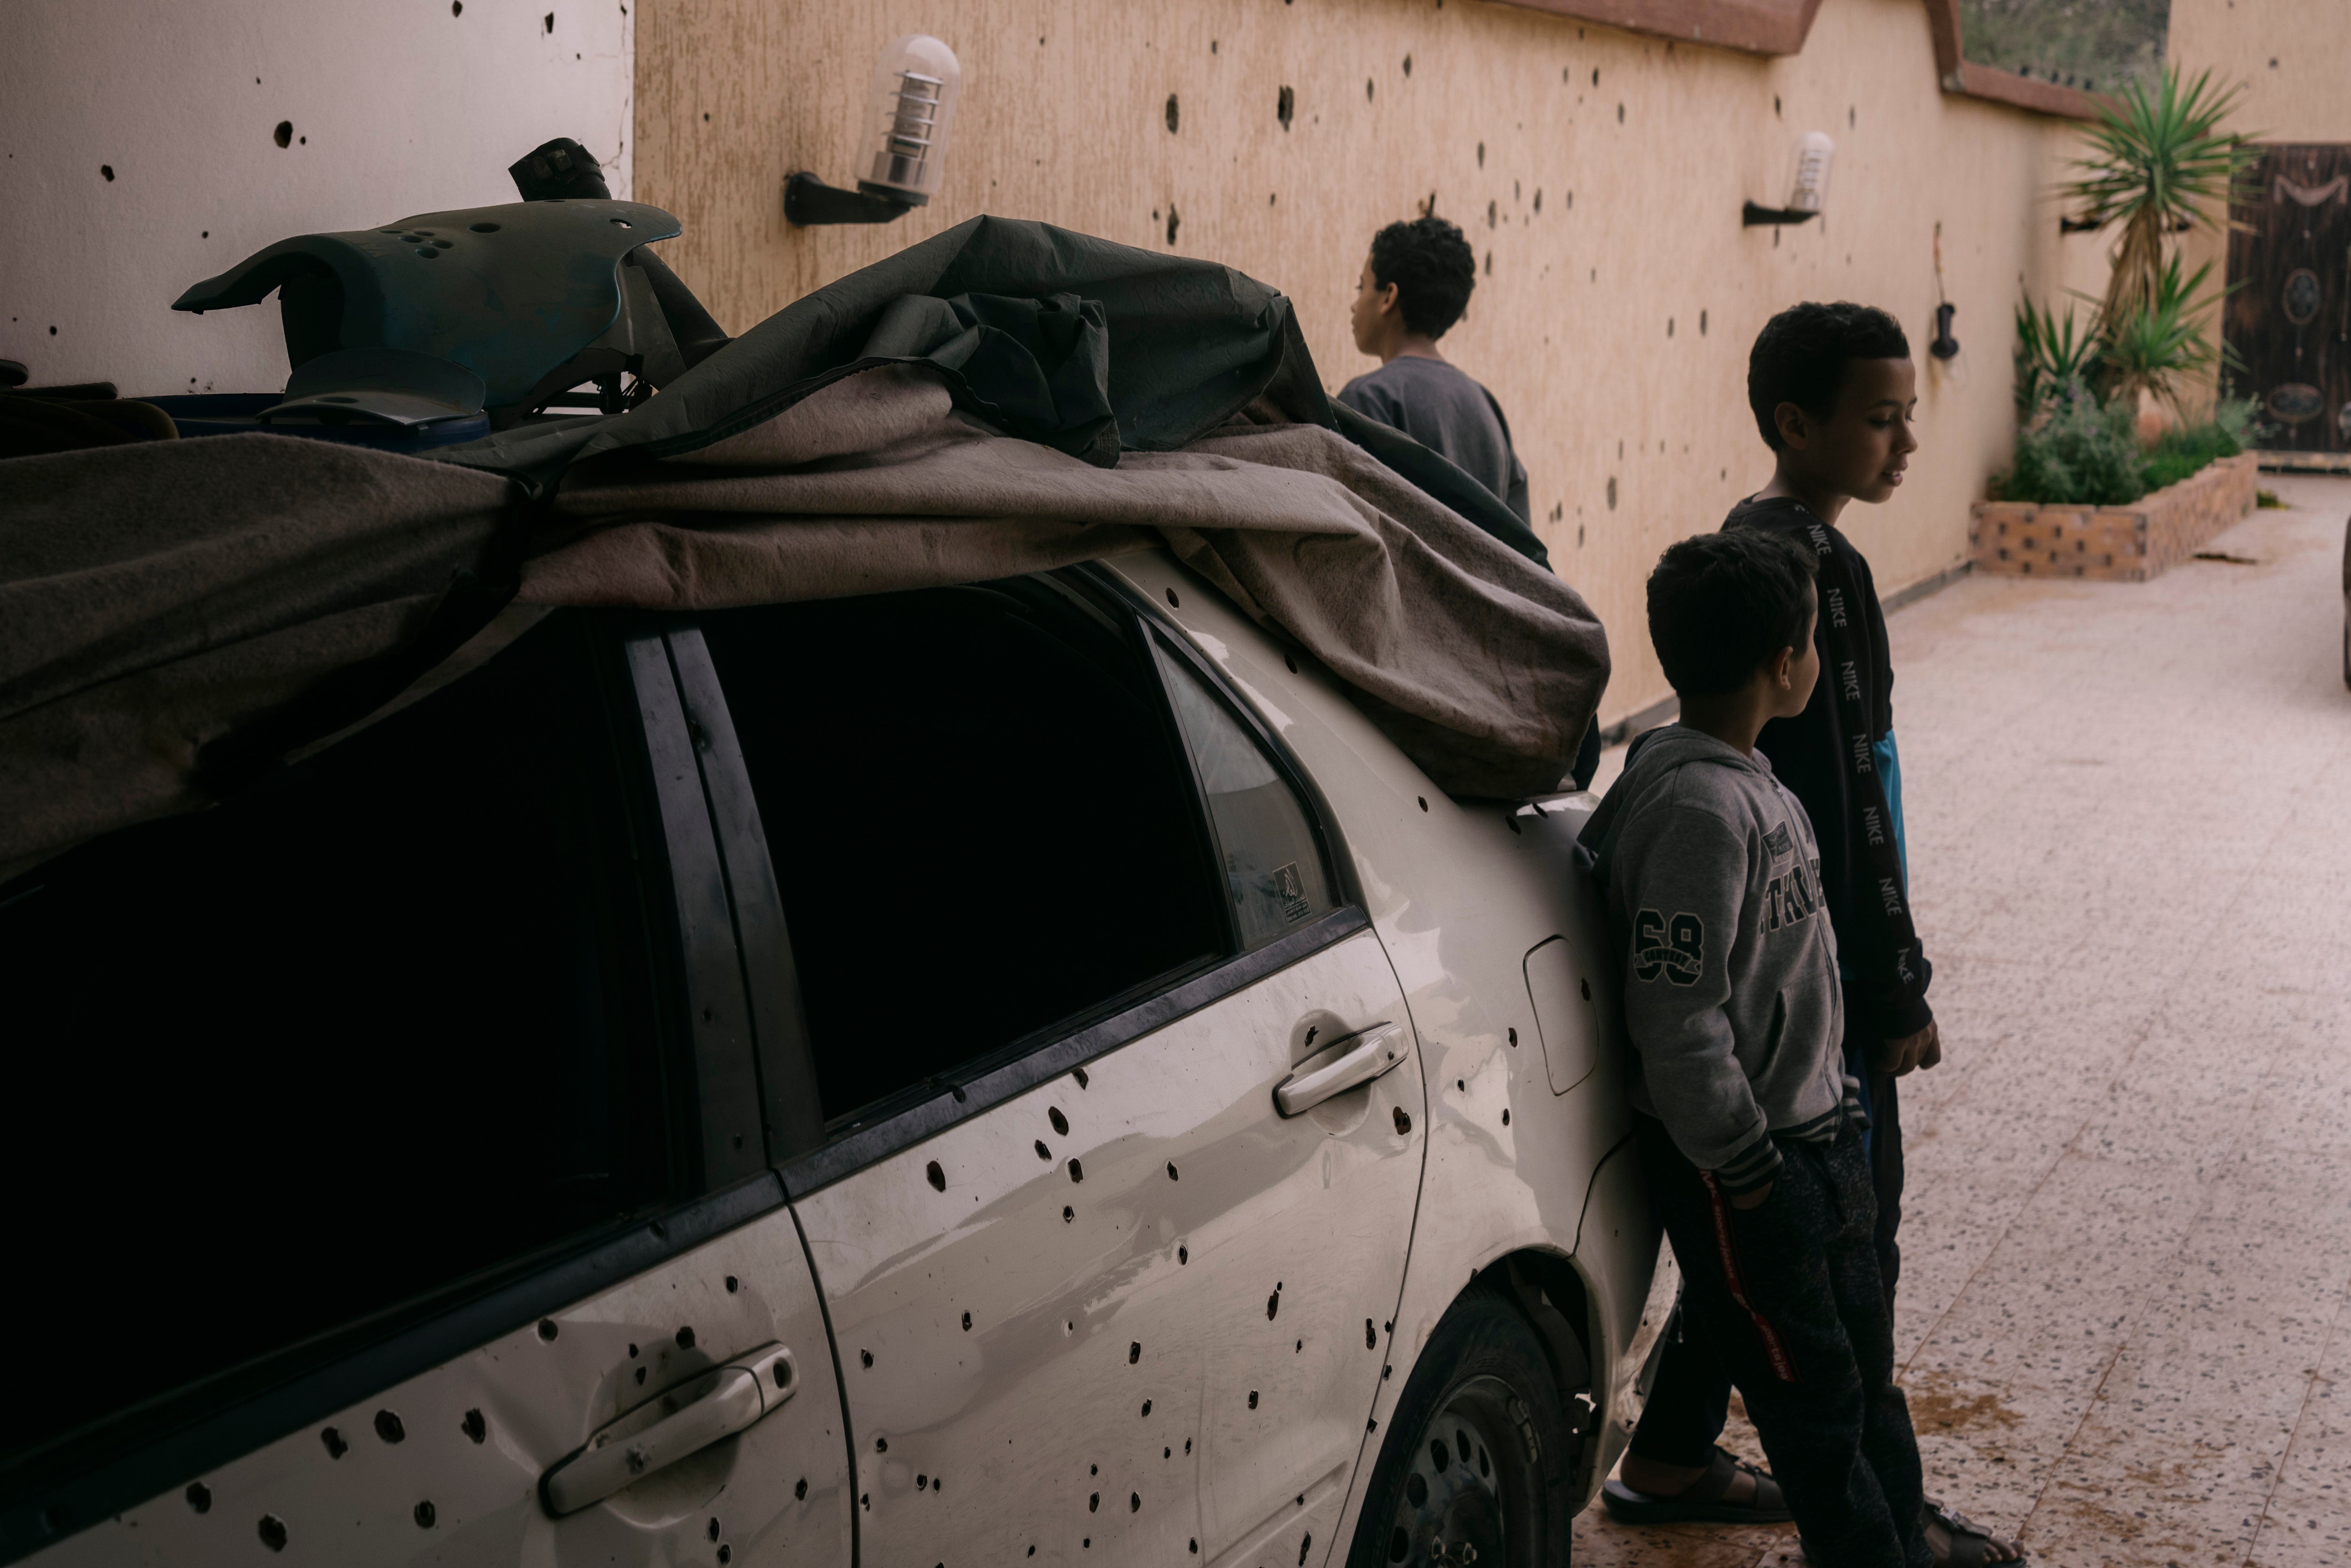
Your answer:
[1274,1023,1407,1117]
[541,1343,798,1515]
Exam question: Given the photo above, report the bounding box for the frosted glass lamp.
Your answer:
[1744,132,1835,228]
[785,34,963,226]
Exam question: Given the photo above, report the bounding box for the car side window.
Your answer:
[0,612,691,1479]
[1150,638,1338,948]
[699,579,1230,1128]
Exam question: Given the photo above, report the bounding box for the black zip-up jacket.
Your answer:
[1722,496,1934,1042]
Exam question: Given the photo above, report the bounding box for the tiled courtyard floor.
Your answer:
[1573,475,2351,1568]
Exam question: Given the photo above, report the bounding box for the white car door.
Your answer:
[796,923,1417,1567]
[687,575,1428,1568]
[1,615,852,1568]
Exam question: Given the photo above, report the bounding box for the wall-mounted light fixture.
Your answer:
[785,35,962,226]
[1744,131,1835,226]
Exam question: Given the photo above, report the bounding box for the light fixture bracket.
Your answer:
[784,172,925,226]
[1742,202,1820,227]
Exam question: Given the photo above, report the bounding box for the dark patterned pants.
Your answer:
[1628,983,1908,1462]
[1628,1114,1931,1568]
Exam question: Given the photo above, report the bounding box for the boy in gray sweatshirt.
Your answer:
[1583,530,1930,1567]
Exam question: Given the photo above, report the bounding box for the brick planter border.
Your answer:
[1969,452,2260,583]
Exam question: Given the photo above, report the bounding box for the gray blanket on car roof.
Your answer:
[0,219,1609,882]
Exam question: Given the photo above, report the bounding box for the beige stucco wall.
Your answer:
[638,0,2105,725]
[2169,0,2351,143]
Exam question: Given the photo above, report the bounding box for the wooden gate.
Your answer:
[2225,144,2351,453]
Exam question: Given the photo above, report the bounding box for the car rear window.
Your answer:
[0,611,688,1478]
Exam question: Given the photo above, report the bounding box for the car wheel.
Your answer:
[1347,1289,1574,1568]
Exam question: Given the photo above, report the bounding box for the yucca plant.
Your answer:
[2061,66,2258,331]
[2097,252,2235,415]
[2014,297,2101,415]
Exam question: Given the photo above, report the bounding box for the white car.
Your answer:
[0,551,1662,1568]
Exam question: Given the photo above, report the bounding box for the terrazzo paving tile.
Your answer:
[1904,1092,2097,1182]
[1896,1152,2213,1461]
[2022,1444,2276,1566]
[2218,1143,2351,1233]
[2153,1207,2351,1349]
[2248,1500,2351,1568]
[2229,857,2351,964]
[2245,1324,2351,1568]
[2061,1268,2329,1473]
[2244,1041,2351,1157]
[1890,1165,2042,1288]
[2065,1016,2276,1177]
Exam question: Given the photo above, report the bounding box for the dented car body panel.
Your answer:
[9,550,1652,1567]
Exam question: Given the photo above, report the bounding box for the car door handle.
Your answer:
[541,1343,798,1516]
[1274,1023,1407,1117]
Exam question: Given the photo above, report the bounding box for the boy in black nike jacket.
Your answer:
[1729,303,1937,1273]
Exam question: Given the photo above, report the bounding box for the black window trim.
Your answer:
[625,626,774,1192]
[0,615,781,1567]
[663,624,828,1165]
[665,561,1376,1200]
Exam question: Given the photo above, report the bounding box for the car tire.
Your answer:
[1346,1288,1575,1568]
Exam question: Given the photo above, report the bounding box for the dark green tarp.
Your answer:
[437,216,1549,569]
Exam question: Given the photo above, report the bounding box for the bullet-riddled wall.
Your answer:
[641,0,2107,726]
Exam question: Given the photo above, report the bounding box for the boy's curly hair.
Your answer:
[1647,530,1819,697]
[1747,301,1910,449]
[1369,217,1477,339]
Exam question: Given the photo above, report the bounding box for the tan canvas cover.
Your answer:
[0,363,1607,882]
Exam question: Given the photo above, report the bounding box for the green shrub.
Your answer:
[2138,396,2262,491]
[1997,393,2264,504]
[2141,449,2204,491]
[1995,390,2147,505]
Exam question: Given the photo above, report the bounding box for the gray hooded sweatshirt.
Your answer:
[1581,725,1855,1194]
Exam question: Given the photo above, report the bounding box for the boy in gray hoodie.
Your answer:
[1583,530,1930,1566]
